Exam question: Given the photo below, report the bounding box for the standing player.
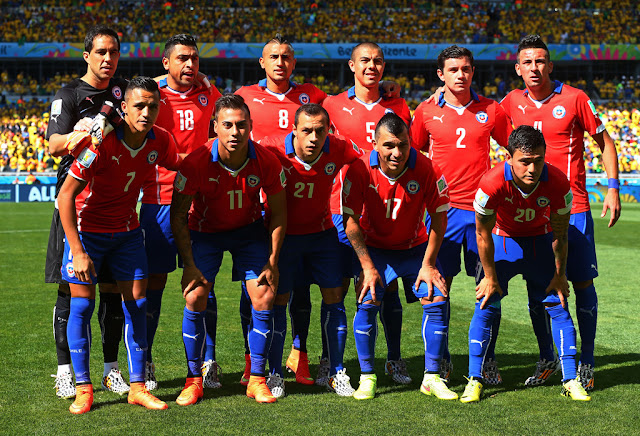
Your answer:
[170,94,287,405]
[46,25,130,398]
[57,77,181,414]
[501,35,621,390]
[321,41,412,387]
[342,113,456,401]
[140,34,221,391]
[410,45,512,384]
[260,104,363,397]
[461,126,590,403]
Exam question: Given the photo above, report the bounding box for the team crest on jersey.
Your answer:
[76,147,97,168]
[325,162,336,175]
[65,262,74,277]
[112,86,123,100]
[384,108,395,114]
[299,93,310,104]
[406,180,420,194]
[536,196,550,207]
[552,105,566,119]
[198,94,209,106]
[247,174,260,187]
[147,150,159,164]
[476,111,488,123]
[475,188,490,208]
[174,171,187,191]
[436,175,448,195]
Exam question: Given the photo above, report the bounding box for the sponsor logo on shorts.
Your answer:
[552,105,566,119]
[247,174,260,187]
[476,111,488,123]
[147,150,159,164]
[174,171,187,191]
[112,86,122,100]
[198,94,209,106]
[536,196,550,207]
[299,93,310,104]
[325,162,336,175]
[406,180,420,194]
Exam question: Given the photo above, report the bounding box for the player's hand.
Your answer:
[73,117,93,132]
[196,72,212,90]
[476,277,503,309]
[72,251,96,283]
[89,114,113,148]
[545,273,570,309]
[356,267,384,303]
[601,189,621,228]
[381,81,401,99]
[425,86,445,105]
[64,131,92,158]
[181,265,208,297]
[257,262,279,294]
[414,265,448,301]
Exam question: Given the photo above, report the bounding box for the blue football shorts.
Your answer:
[140,203,179,274]
[426,207,478,278]
[332,214,355,279]
[567,211,598,282]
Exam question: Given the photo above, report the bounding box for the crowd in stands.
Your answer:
[1,0,640,45]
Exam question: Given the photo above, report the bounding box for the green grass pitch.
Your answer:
[0,202,638,434]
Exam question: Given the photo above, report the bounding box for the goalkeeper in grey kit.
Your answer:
[45,25,130,399]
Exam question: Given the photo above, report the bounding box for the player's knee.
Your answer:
[421,295,446,305]
[320,287,343,304]
[572,279,594,290]
[99,282,119,294]
[274,292,290,305]
[147,273,168,290]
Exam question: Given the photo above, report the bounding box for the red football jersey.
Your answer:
[69,126,181,233]
[323,87,412,215]
[342,148,450,250]
[501,81,603,214]
[261,132,362,235]
[410,91,512,211]
[174,139,286,233]
[235,79,327,141]
[473,161,573,237]
[141,80,220,205]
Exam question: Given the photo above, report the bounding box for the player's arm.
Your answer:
[475,211,502,309]
[344,210,383,303]
[57,175,94,282]
[170,190,208,297]
[415,210,448,300]
[546,211,571,308]
[259,189,287,294]
[592,129,621,227]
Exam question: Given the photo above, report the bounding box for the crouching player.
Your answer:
[460,126,590,403]
[57,77,181,414]
[170,94,286,405]
[342,113,456,400]
[260,104,363,397]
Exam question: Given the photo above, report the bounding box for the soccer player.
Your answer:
[461,125,590,403]
[260,103,363,397]
[342,113,456,401]
[170,94,287,405]
[321,41,413,387]
[57,76,181,414]
[410,45,512,385]
[500,35,621,390]
[46,25,130,398]
[139,33,222,390]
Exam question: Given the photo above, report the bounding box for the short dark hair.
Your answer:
[84,25,120,53]
[507,125,546,156]
[350,42,384,62]
[375,113,408,141]
[214,94,251,120]
[437,45,474,70]
[263,33,294,53]
[163,34,198,59]
[516,34,550,62]
[294,103,329,126]
[124,76,159,100]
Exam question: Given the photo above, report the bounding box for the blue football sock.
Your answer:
[442,299,451,362]
[353,303,379,374]
[249,308,273,376]
[575,284,597,366]
[486,307,501,360]
[145,288,163,364]
[320,301,329,359]
[468,302,500,379]
[268,304,287,376]
[380,290,403,362]
[182,307,206,378]
[67,297,95,384]
[289,285,311,352]
[422,301,447,372]
[239,282,251,355]
[324,301,347,375]
[122,298,148,383]
[528,297,555,361]
[204,291,218,362]
[546,304,578,381]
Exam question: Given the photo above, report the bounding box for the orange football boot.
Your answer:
[240,354,251,386]
[69,384,93,415]
[286,347,314,385]
[176,377,204,406]
[128,382,168,410]
[246,376,276,403]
